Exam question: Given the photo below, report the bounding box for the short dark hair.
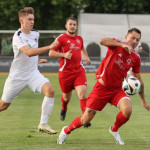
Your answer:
[18,7,34,18]
[66,16,77,24]
[127,28,141,36]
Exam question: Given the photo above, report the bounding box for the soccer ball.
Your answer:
[122,76,141,95]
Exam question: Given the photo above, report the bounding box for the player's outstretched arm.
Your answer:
[81,47,91,65]
[100,38,122,47]
[49,50,72,59]
[38,59,48,64]
[20,40,58,57]
[134,73,150,111]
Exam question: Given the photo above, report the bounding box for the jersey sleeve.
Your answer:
[107,38,123,51]
[13,34,28,50]
[53,34,63,51]
[132,57,141,73]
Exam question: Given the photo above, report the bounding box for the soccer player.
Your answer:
[128,41,143,76]
[49,16,91,127]
[135,41,143,54]
[0,7,58,134]
[57,28,150,144]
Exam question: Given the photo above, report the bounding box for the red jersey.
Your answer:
[96,38,141,91]
[53,33,84,72]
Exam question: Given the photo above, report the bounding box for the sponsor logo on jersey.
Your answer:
[70,43,80,50]
[115,58,125,70]
[67,40,71,43]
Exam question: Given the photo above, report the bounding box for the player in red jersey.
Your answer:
[49,16,91,127]
[57,28,150,145]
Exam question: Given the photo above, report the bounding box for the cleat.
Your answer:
[109,127,124,145]
[84,122,91,128]
[60,109,66,121]
[57,126,69,144]
[38,123,57,134]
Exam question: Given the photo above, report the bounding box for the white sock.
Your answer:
[40,96,54,124]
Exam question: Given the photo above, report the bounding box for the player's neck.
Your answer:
[20,27,31,34]
[66,31,75,37]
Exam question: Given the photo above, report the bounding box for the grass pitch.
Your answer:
[0,73,150,150]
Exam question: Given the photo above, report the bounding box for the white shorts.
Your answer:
[1,72,49,103]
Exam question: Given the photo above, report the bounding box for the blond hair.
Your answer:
[18,7,34,18]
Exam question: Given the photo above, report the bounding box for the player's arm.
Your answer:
[38,59,48,64]
[133,72,150,111]
[81,47,91,65]
[100,38,134,54]
[100,38,123,47]
[49,49,72,59]
[20,40,58,57]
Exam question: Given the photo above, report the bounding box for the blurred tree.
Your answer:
[0,0,150,30]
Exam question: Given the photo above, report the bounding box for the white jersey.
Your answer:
[9,28,40,80]
[135,42,142,53]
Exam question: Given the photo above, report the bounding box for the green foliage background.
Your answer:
[0,0,150,30]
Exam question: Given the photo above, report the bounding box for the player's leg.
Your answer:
[38,82,57,134]
[28,72,57,134]
[111,99,132,132]
[0,78,26,111]
[57,108,96,144]
[75,85,87,114]
[75,85,91,128]
[110,91,131,145]
[59,73,74,121]
[60,92,72,121]
[0,100,10,111]
[74,70,91,127]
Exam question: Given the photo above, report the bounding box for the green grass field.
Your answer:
[0,73,150,150]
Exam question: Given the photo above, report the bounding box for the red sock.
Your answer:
[64,116,82,134]
[80,98,87,114]
[61,96,69,111]
[111,112,129,132]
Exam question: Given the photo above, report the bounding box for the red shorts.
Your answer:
[59,69,87,93]
[86,80,130,111]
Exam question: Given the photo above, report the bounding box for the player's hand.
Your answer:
[49,40,59,49]
[122,44,134,54]
[64,50,72,59]
[142,103,150,111]
[38,59,48,64]
[85,58,91,65]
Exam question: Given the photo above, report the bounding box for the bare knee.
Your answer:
[119,99,132,118]
[62,92,72,102]
[122,107,132,118]
[81,109,96,125]
[46,86,55,97]
[76,86,87,99]
[0,100,10,111]
[42,83,55,97]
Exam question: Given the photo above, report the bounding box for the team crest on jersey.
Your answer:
[76,39,80,44]
[126,58,131,65]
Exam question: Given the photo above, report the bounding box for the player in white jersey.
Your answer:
[0,7,58,134]
[127,41,143,76]
[135,41,143,54]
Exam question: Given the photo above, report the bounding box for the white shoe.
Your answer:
[57,126,69,144]
[109,127,124,145]
[38,123,57,134]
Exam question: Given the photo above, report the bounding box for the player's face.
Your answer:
[125,31,141,49]
[20,14,34,31]
[65,19,77,35]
